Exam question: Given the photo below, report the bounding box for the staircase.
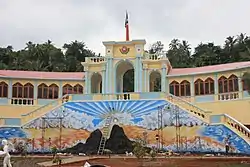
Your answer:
[166,94,250,143]
[97,116,113,155]
[21,95,70,126]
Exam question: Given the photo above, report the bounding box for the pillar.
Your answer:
[134,57,139,92]
[161,65,167,92]
[102,69,105,94]
[214,73,218,94]
[143,68,147,92]
[138,57,143,92]
[8,79,12,99]
[84,70,89,94]
[109,58,113,93]
[34,80,38,99]
[59,81,63,98]
[190,76,194,96]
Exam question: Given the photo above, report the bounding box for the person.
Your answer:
[224,135,231,155]
[0,139,12,167]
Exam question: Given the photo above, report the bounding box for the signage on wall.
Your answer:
[119,46,130,54]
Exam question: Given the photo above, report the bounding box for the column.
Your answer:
[238,73,243,99]
[161,66,166,92]
[166,77,169,94]
[143,68,147,92]
[109,58,113,93]
[59,81,63,98]
[84,71,89,94]
[88,72,91,94]
[8,79,12,99]
[105,60,109,93]
[190,76,194,96]
[102,69,105,94]
[146,69,149,92]
[214,73,218,94]
[134,57,139,92]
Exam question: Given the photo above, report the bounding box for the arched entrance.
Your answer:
[149,71,161,92]
[116,61,134,93]
[91,73,102,93]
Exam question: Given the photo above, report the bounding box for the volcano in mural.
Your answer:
[65,124,133,154]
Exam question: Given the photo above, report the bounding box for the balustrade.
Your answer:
[167,94,208,121]
[223,114,250,139]
[116,93,131,100]
[11,98,34,105]
[88,57,105,63]
[218,92,239,101]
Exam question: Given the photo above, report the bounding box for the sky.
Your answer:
[1,0,250,55]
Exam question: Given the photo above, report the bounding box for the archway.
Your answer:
[149,71,161,92]
[116,61,134,93]
[91,73,102,93]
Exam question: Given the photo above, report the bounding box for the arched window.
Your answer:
[204,78,214,95]
[49,84,59,99]
[73,84,83,94]
[63,84,73,95]
[24,83,34,98]
[194,79,204,95]
[38,83,48,99]
[180,80,191,96]
[218,75,239,93]
[12,82,23,98]
[0,82,8,98]
[169,81,180,96]
[228,75,238,92]
[218,76,227,93]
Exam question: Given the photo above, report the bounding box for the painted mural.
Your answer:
[0,100,250,154]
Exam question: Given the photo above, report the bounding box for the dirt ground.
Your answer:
[58,157,250,167]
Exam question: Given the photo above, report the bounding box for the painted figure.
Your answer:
[0,139,12,167]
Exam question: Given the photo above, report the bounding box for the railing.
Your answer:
[222,114,250,141]
[21,95,70,126]
[11,98,34,105]
[166,94,210,121]
[0,118,4,126]
[218,92,239,101]
[86,57,106,63]
[144,52,168,60]
[116,93,131,100]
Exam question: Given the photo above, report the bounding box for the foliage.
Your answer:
[242,72,250,93]
[14,140,27,157]
[52,154,62,166]
[132,139,147,160]
[149,148,157,161]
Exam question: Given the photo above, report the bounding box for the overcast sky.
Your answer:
[1,0,250,55]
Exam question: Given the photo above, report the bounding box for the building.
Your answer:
[0,39,250,154]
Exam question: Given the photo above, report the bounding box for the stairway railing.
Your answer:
[166,94,211,121]
[21,95,70,125]
[97,116,113,155]
[222,114,250,141]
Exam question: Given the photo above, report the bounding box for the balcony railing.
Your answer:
[143,52,168,60]
[85,57,106,63]
[218,92,239,101]
[11,98,34,105]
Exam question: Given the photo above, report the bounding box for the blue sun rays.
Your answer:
[63,100,167,118]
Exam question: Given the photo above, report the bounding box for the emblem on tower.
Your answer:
[120,46,130,54]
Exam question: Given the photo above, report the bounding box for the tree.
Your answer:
[133,139,147,160]
[242,72,250,94]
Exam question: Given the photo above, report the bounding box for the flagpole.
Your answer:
[125,11,130,41]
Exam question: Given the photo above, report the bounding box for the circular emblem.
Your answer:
[119,46,130,54]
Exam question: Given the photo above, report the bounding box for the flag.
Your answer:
[125,11,129,41]
[125,11,128,28]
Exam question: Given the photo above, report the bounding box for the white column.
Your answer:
[161,66,166,92]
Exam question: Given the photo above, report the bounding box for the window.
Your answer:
[243,80,249,91]
[204,78,214,95]
[180,80,191,96]
[169,81,179,96]
[194,79,204,95]
[63,84,73,95]
[48,84,59,99]
[73,84,83,94]
[38,83,48,99]
[0,82,8,98]
[24,83,34,98]
[218,75,239,93]
[12,83,23,98]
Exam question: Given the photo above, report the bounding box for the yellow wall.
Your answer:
[0,105,41,118]
[196,99,250,124]
[113,45,136,58]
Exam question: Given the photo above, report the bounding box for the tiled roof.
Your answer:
[168,61,250,76]
[0,70,84,80]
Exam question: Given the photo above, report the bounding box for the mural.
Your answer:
[0,100,250,154]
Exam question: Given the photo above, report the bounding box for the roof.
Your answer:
[168,61,250,76]
[0,70,84,80]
